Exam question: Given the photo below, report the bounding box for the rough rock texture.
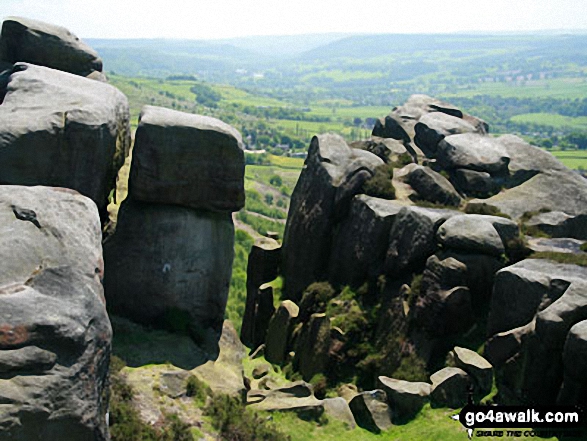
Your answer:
[0,63,131,216]
[378,376,431,422]
[293,313,331,382]
[129,105,245,213]
[349,390,393,433]
[437,215,506,256]
[192,321,246,400]
[451,347,493,397]
[405,165,462,207]
[247,381,324,419]
[467,136,587,221]
[246,237,281,288]
[0,17,102,77]
[414,112,478,157]
[282,134,383,301]
[350,137,408,164]
[241,237,281,348]
[412,254,473,337]
[436,133,510,174]
[328,195,405,287]
[103,199,235,354]
[0,186,111,441]
[240,284,275,350]
[558,320,587,405]
[526,211,587,240]
[265,300,299,365]
[384,206,456,276]
[430,367,470,409]
[487,259,586,336]
[527,237,587,255]
[486,259,587,405]
[452,168,498,198]
[322,397,357,428]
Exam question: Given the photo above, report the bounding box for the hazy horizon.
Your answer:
[1,0,586,40]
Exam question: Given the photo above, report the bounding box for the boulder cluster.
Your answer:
[243,94,587,430]
[0,17,245,440]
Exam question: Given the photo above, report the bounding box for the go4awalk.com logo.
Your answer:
[451,404,586,439]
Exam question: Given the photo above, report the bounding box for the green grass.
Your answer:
[549,149,587,170]
[444,77,587,99]
[529,251,587,267]
[511,113,587,131]
[271,404,547,441]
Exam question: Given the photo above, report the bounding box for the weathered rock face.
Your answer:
[129,106,245,213]
[405,165,462,207]
[351,137,409,164]
[0,63,131,216]
[103,199,235,352]
[384,206,456,276]
[451,347,493,398]
[322,397,357,428]
[436,133,510,174]
[265,301,299,365]
[241,237,281,348]
[487,259,585,336]
[0,186,111,441]
[430,367,470,409]
[486,259,587,405]
[452,168,498,198]
[293,313,331,382]
[0,17,102,77]
[282,134,383,301]
[247,381,324,419]
[414,112,478,157]
[378,376,431,422]
[192,320,247,400]
[526,211,587,241]
[348,390,393,433]
[328,195,405,288]
[437,215,506,257]
[467,135,587,222]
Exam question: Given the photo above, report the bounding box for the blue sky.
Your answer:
[0,0,586,39]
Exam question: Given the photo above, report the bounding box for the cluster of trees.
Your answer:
[190,83,222,108]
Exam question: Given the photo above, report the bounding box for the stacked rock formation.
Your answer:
[103,105,245,356]
[0,186,111,441]
[0,17,130,219]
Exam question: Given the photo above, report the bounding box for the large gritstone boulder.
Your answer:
[328,195,405,288]
[349,390,393,433]
[282,134,383,301]
[405,165,462,207]
[0,63,131,216]
[467,136,587,221]
[486,259,587,405]
[430,367,470,409]
[103,200,234,354]
[0,186,111,441]
[451,347,493,398]
[129,106,245,213]
[0,17,102,77]
[436,133,510,174]
[378,377,431,422]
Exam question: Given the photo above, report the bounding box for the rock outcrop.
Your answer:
[104,106,244,357]
[0,63,130,217]
[282,134,384,301]
[0,17,103,77]
[0,186,111,441]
